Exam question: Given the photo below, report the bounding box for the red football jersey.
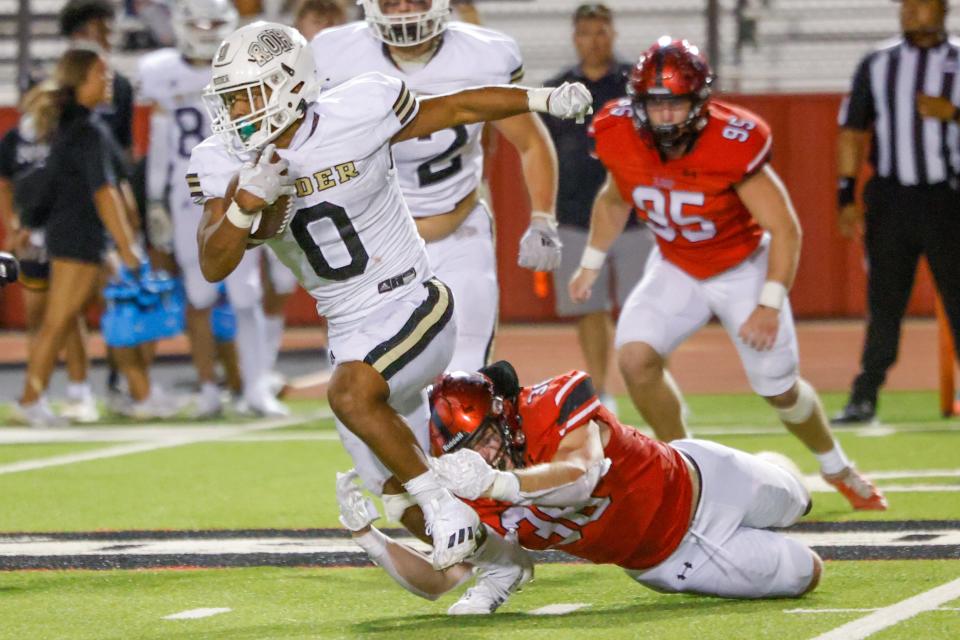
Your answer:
[473,371,693,571]
[591,98,769,279]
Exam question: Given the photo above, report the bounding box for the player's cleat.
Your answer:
[822,465,888,511]
[422,492,481,570]
[120,389,186,421]
[60,394,100,424]
[830,400,877,426]
[246,392,290,418]
[266,371,289,399]
[192,383,223,419]
[9,398,69,428]
[448,532,534,615]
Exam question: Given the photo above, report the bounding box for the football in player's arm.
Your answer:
[189,22,592,578]
[196,76,590,283]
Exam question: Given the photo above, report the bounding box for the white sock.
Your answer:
[263,314,285,373]
[815,442,852,476]
[403,470,447,505]
[200,381,220,397]
[66,382,91,402]
[234,305,268,403]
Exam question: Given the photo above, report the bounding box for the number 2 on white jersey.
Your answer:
[632,186,716,243]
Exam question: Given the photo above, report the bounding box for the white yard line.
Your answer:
[162,608,231,620]
[788,608,960,614]
[0,420,951,445]
[527,603,590,615]
[810,577,960,640]
[787,609,881,614]
[0,412,329,475]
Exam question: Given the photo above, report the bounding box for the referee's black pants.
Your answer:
[851,177,960,404]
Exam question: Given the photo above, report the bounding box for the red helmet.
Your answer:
[627,37,714,150]
[428,371,526,470]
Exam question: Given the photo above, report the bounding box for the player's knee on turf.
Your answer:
[618,342,664,387]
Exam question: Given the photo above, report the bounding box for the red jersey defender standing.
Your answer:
[568,37,887,511]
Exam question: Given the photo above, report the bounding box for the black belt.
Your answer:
[377,267,417,294]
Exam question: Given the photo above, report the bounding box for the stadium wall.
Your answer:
[0,94,939,328]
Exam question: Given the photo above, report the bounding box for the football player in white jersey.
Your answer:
[139,0,287,417]
[311,0,563,372]
[188,22,590,572]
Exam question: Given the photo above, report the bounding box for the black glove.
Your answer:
[0,252,19,286]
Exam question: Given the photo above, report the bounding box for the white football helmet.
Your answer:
[172,0,239,61]
[202,22,319,154]
[360,0,451,47]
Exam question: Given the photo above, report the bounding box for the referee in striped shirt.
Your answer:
[834,0,960,424]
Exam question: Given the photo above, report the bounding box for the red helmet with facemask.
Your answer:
[627,37,714,150]
[428,371,526,470]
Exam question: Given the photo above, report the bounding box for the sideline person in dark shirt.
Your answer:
[11,49,145,428]
[542,3,653,414]
[0,85,97,422]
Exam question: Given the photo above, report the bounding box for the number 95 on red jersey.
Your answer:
[591,98,771,279]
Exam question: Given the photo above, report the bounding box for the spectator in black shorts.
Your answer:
[60,0,140,396]
[11,49,148,427]
[543,3,654,414]
[0,84,99,423]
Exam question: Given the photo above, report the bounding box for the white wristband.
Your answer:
[354,528,388,556]
[225,201,257,230]
[527,87,552,113]
[758,281,788,310]
[580,246,607,270]
[486,471,522,503]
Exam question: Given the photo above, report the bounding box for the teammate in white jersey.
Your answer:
[139,0,286,417]
[188,22,591,570]
[311,1,563,371]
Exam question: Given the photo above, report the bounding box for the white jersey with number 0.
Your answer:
[187,73,431,325]
[310,21,523,217]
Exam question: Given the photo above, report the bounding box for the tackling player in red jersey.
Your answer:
[568,37,886,511]
[336,360,823,614]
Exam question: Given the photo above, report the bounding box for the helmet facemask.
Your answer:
[429,372,526,471]
[202,23,318,154]
[627,38,714,153]
[204,71,307,153]
[360,0,451,47]
[629,90,709,151]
